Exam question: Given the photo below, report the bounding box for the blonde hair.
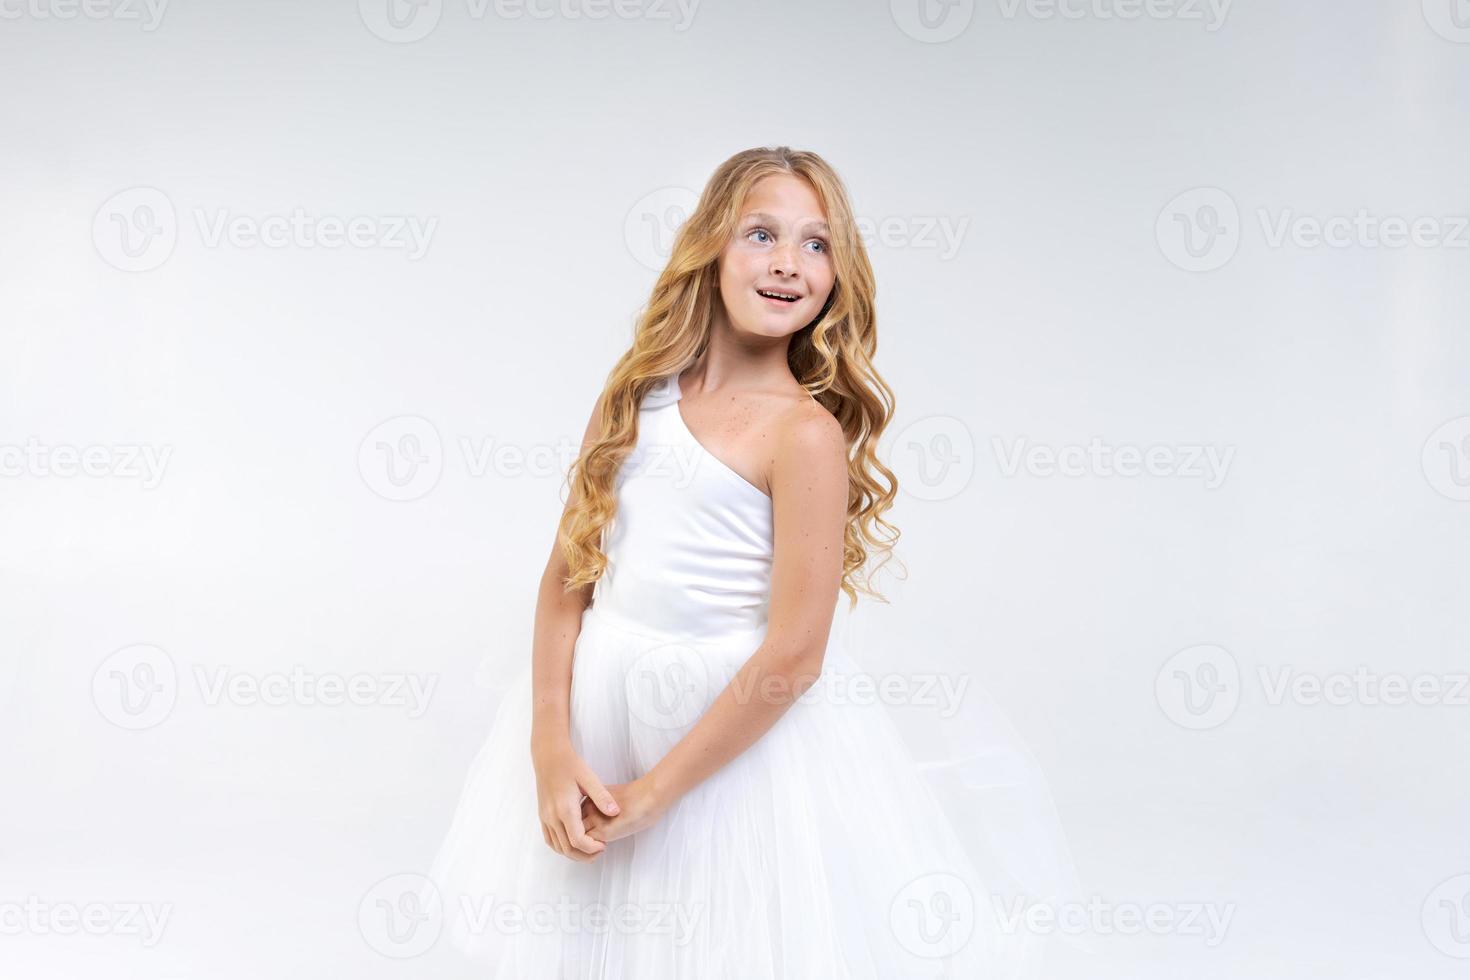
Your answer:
[558,146,903,607]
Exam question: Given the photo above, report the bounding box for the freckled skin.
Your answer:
[678,383,811,496]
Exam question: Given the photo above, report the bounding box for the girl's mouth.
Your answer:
[756,288,800,306]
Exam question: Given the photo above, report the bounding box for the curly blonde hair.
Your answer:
[557,146,904,607]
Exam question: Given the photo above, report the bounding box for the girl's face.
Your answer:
[715,174,836,340]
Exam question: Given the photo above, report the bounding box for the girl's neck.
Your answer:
[687,321,799,397]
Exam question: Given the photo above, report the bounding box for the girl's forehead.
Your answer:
[745,174,823,204]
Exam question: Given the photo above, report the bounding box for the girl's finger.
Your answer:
[561,807,605,856]
[578,771,622,818]
[583,811,606,837]
[550,820,573,858]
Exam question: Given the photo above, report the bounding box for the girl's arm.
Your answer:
[584,403,849,841]
[531,397,622,860]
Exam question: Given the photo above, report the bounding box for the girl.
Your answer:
[426,146,1080,978]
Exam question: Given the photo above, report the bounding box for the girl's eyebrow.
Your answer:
[743,211,831,236]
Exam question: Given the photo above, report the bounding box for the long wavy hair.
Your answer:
[557,146,904,607]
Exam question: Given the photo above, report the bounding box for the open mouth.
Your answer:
[756,288,800,305]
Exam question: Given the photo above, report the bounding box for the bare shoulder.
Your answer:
[771,394,847,483]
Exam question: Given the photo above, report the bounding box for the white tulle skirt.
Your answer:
[423,603,1084,979]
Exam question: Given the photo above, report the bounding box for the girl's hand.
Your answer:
[532,738,620,862]
[580,776,669,845]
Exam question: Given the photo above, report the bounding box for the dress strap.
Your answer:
[639,370,684,411]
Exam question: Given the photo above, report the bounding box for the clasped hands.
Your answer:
[534,741,670,863]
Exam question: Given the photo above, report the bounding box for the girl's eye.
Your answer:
[748,228,829,254]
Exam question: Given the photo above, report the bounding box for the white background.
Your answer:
[3,0,1469,976]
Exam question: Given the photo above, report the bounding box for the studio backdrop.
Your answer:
[2,2,1468,977]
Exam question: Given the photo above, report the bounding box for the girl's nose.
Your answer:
[770,245,800,277]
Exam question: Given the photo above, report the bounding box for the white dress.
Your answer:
[424,369,1084,978]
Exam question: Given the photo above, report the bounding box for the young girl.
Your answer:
[426,147,1081,978]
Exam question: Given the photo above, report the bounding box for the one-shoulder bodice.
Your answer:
[588,370,775,641]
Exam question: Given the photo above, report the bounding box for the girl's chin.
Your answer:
[729,319,801,339]
[750,301,807,324]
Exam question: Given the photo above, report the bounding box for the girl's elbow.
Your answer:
[767,637,829,687]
